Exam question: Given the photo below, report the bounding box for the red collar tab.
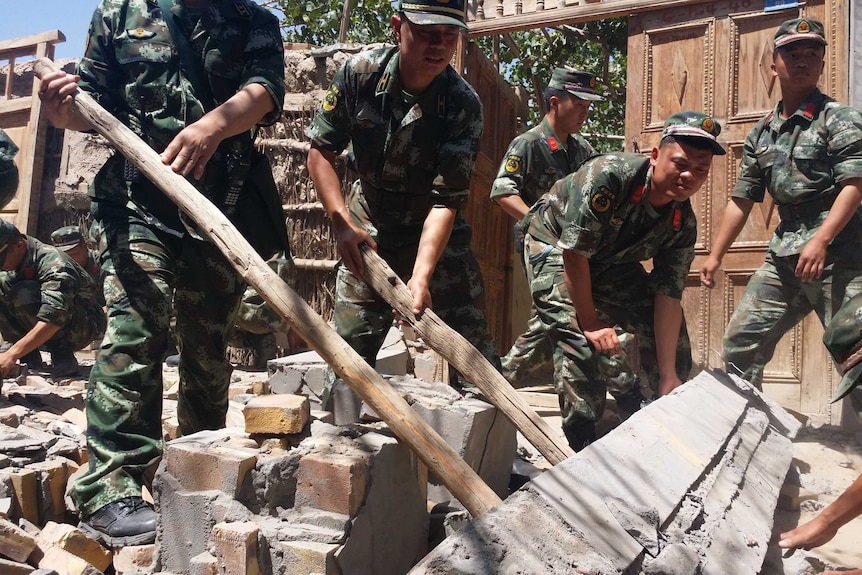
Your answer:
[548,136,559,152]
[841,341,862,374]
[672,207,682,230]
[631,185,646,204]
[803,102,816,119]
[23,266,34,280]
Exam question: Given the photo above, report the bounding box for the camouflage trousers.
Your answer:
[334,232,500,381]
[72,217,245,517]
[501,248,558,386]
[723,249,862,389]
[0,281,105,353]
[524,235,692,434]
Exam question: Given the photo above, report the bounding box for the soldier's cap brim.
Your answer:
[54,242,79,252]
[775,33,827,49]
[831,361,862,403]
[402,9,468,29]
[565,88,603,102]
[663,125,726,155]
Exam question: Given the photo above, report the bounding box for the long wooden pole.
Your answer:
[360,246,574,465]
[33,58,501,517]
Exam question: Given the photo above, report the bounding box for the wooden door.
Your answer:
[463,42,521,354]
[627,0,851,425]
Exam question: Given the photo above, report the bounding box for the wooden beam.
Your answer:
[360,245,575,465]
[467,0,714,37]
[0,30,65,53]
[33,57,503,519]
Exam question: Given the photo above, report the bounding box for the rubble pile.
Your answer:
[0,329,517,574]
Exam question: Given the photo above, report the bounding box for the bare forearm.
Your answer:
[308,146,349,228]
[8,321,62,360]
[197,83,275,141]
[820,473,862,531]
[412,207,456,284]
[711,197,754,260]
[654,294,683,379]
[563,250,599,328]
[495,195,531,221]
[811,179,862,245]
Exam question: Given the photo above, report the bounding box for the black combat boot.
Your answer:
[79,496,157,548]
[614,387,649,421]
[563,422,597,452]
[49,348,79,379]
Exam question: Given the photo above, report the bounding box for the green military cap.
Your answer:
[774,18,827,49]
[548,67,603,102]
[823,293,862,403]
[0,128,19,210]
[51,225,84,251]
[398,0,467,29]
[0,218,21,245]
[662,111,726,155]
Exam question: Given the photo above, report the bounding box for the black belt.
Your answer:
[777,193,838,222]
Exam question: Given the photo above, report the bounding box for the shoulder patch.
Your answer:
[323,84,341,112]
[505,155,521,174]
[591,186,615,213]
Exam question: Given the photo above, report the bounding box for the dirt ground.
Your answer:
[768,425,862,573]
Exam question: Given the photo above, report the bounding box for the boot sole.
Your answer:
[78,520,156,548]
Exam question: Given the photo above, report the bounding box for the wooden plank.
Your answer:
[360,246,575,465]
[33,57,502,519]
[0,31,65,52]
[0,99,31,116]
[467,0,714,37]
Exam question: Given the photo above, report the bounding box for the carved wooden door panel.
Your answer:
[627,0,851,425]
[463,42,521,354]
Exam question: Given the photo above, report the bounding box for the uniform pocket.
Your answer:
[793,144,830,181]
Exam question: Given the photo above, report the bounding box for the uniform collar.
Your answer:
[774,88,826,126]
[538,116,574,154]
[376,49,448,118]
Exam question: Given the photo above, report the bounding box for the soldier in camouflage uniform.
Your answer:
[51,225,106,307]
[0,220,105,379]
[491,67,600,386]
[700,18,862,389]
[523,111,725,450]
[0,128,18,209]
[39,0,286,547]
[306,0,499,381]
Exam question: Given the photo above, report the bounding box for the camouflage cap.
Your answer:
[662,111,726,156]
[51,225,84,251]
[0,128,19,210]
[823,293,862,403]
[0,218,21,246]
[398,0,467,29]
[774,18,827,49]
[548,67,603,102]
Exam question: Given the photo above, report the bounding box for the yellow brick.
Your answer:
[243,394,309,435]
[112,544,155,574]
[37,522,111,573]
[0,517,37,562]
[212,522,259,575]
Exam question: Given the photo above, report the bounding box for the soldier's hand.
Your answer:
[336,223,377,279]
[583,324,620,356]
[0,351,18,377]
[795,236,827,282]
[699,255,721,288]
[778,515,838,550]
[406,276,432,316]
[38,70,81,129]
[658,375,683,397]
[161,120,220,180]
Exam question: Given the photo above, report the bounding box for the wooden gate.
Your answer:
[463,42,522,354]
[627,0,850,425]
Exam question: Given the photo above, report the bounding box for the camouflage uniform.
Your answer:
[723,90,862,387]
[0,236,105,355]
[70,0,286,517]
[523,153,695,439]
[306,46,499,373]
[491,116,596,385]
